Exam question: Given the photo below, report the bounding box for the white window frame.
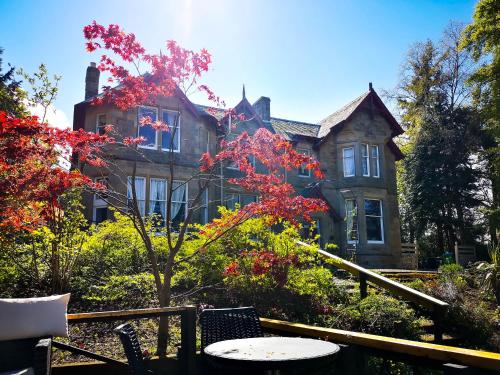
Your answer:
[365,199,384,244]
[201,188,209,224]
[93,177,109,223]
[371,145,380,178]
[171,180,189,222]
[345,199,358,245]
[137,106,158,150]
[96,113,107,135]
[361,144,370,177]
[127,176,146,217]
[149,178,168,224]
[297,148,311,178]
[342,147,355,177]
[161,109,181,153]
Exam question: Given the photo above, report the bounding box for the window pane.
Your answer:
[149,179,166,226]
[97,114,107,135]
[298,149,311,177]
[362,144,369,176]
[201,189,209,224]
[138,107,157,148]
[366,216,382,241]
[224,194,238,210]
[240,195,257,207]
[343,147,355,176]
[371,145,379,177]
[345,199,358,242]
[127,177,146,216]
[171,181,187,229]
[365,199,381,216]
[161,111,180,151]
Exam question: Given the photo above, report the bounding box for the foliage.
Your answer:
[393,24,485,252]
[475,243,500,303]
[18,63,62,124]
[0,47,26,117]
[460,0,500,244]
[83,273,159,310]
[424,264,499,350]
[0,190,89,295]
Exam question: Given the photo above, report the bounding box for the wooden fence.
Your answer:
[454,243,476,267]
[401,242,418,270]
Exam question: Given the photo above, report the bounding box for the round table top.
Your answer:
[204,337,340,363]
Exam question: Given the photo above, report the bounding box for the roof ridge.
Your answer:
[319,90,370,124]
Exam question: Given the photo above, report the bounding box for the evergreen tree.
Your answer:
[0,47,26,116]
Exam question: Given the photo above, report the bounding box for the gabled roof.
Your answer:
[318,89,404,139]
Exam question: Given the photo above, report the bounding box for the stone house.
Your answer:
[74,63,404,268]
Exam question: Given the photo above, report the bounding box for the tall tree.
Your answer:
[0,47,26,117]
[82,21,328,354]
[394,24,483,253]
[461,0,500,244]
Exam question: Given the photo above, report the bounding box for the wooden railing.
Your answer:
[52,307,500,374]
[296,240,449,341]
[260,318,500,373]
[55,306,197,374]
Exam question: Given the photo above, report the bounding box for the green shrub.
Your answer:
[356,294,422,339]
[82,273,159,310]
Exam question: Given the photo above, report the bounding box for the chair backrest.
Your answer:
[114,323,145,375]
[199,307,263,351]
[0,336,51,374]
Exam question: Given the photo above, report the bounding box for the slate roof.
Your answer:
[318,91,370,138]
[269,117,320,139]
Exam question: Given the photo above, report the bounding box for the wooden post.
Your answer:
[454,241,459,265]
[180,307,197,375]
[359,273,368,299]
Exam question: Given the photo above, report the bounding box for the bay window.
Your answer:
[343,147,355,177]
[365,199,384,243]
[345,199,358,244]
[371,145,380,177]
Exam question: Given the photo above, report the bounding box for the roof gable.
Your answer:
[318,89,403,139]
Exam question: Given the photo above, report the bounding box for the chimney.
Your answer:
[85,62,100,100]
[253,96,271,122]
[369,82,373,92]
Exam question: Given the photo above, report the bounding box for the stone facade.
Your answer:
[74,64,404,268]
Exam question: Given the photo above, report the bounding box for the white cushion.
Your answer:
[0,367,34,375]
[0,294,70,341]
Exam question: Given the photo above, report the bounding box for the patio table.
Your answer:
[203,336,340,374]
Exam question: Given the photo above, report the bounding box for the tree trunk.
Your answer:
[157,284,171,357]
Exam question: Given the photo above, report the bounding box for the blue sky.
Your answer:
[0,0,477,126]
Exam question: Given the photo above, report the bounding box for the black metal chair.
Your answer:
[199,307,263,352]
[0,337,52,375]
[114,323,153,375]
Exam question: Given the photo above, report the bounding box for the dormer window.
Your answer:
[342,147,355,177]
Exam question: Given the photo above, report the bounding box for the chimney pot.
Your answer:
[369,82,373,91]
[85,62,100,100]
